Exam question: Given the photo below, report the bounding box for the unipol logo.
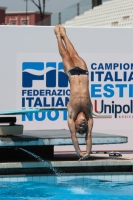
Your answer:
[22,62,68,88]
[21,62,70,122]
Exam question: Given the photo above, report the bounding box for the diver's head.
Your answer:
[75,112,87,134]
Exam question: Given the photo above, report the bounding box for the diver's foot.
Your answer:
[59,25,66,38]
[54,25,60,37]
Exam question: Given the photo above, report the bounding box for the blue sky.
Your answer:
[0,0,81,13]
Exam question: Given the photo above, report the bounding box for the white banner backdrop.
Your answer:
[16,52,133,131]
[0,26,133,150]
[16,53,69,130]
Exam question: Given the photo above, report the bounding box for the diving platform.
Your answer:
[0,130,128,147]
[0,129,128,159]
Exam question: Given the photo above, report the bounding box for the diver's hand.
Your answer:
[78,153,89,161]
[77,151,84,158]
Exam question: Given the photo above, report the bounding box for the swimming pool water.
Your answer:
[0,178,133,200]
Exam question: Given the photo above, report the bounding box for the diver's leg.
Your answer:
[54,25,75,74]
[59,25,88,70]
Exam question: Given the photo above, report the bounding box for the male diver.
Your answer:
[54,25,93,161]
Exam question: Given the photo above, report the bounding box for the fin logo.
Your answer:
[22,62,44,88]
[22,62,68,88]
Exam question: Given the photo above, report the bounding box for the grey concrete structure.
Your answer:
[0,159,133,169]
[0,129,130,176]
[0,130,128,147]
[0,154,133,175]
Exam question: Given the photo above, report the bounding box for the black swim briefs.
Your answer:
[67,67,89,76]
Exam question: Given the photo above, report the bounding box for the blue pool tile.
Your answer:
[104,175,112,182]
[47,176,55,184]
[76,175,84,183]
[83,175,91,180]
[57,176,62,183]
[118,175,126,182]
[112,175,119,182]
[9,177,18,182]
[25,176,33,182]
[17,177,26,182]
[3,177,10,182]
[125,175,133,182]
[90,175,98,180]
[61,175,69,182]
[98,175,105,181]
[33,176,40,182]
[40,176,47,183]
[68,175,77,181]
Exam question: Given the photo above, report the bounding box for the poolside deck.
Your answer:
[0,153,132,175]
